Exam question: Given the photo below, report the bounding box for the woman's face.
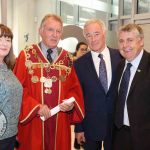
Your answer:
[76,44,88,58]
[0,35,12,63]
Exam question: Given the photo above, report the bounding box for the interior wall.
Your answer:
[17,0,36,50]
[106,30,118,49]
[0,0,1,22]
[6,0,119,56]
[1,0,7,24]
[7,0,37,56]
[106,24,150,52]
[140,24,150,53]
[35,0,57,42]
[8,0,57,56]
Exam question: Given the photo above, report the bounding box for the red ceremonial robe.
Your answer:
[14,44,84,150]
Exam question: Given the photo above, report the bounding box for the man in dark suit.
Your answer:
[113,23,150,150]
[74,19,121,150]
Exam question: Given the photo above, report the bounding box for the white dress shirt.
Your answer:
[121,49,143,126]
[41,42,58,61]
[91,47,112,89]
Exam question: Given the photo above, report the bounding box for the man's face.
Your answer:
[39,18,62,49]
[118,31,144,61]
[84,23,106,53]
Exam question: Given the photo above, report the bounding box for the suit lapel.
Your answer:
[85,52,105,91]
[128,51,149,95]
[117,60,125,84]
[108,49,122,93]
[85,52,100,81]
[109,49,116,91]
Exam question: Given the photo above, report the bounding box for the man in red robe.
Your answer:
[13,14,84,150]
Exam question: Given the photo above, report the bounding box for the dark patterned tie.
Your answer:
[47,49,53,63]
[115,63,132,128]
[98,54,108,93]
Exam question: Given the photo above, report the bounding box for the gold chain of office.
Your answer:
[24,45,73,94]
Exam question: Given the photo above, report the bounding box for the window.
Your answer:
[111,0,119,17]
[123,0,131,15]
[137,0,150,14]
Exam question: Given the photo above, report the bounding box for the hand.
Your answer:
[75,132,85,145]
[37,104,51,120]
[59,101,74,112]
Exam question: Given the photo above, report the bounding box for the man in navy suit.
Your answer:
[74,19,121,150]
[113,24,150,150]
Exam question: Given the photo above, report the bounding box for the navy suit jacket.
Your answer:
[74,48,121,141]
[114,50,150,150]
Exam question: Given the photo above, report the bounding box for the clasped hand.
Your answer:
[38,102,74,120]
[59,101,74,112]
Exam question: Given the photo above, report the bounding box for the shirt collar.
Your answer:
[91,46,109,59]
[40,42,58,57]
[125,49,143,69]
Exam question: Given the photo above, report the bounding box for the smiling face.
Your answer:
[118,30,144,62]
[39,16,63,49]
[84,22,106,53]
[0,31,12,63]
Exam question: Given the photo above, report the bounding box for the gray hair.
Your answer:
[40,14,63,30]
[83,19,106,36]
[118,23,144,38]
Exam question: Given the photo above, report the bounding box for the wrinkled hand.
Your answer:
[75,132,85,145]
[38,104,51,120]
[59,101,74,112]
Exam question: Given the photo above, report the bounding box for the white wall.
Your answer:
[7,0,37,56]
[35,0,58,42]
[7,0,57,56]
[0,0,1,22]
[6,0,111,56]
[139,24,150,52]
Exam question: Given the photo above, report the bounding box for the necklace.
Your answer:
[24,45,73,94]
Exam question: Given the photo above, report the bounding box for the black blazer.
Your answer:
[74,48,121,141]
[114,50,150,150]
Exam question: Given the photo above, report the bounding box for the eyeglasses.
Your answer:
[79,48,88,52]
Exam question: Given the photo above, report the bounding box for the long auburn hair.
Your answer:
[0,24,15,70]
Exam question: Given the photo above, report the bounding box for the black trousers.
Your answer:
[112,125,133,150]
[0,135,16,150]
